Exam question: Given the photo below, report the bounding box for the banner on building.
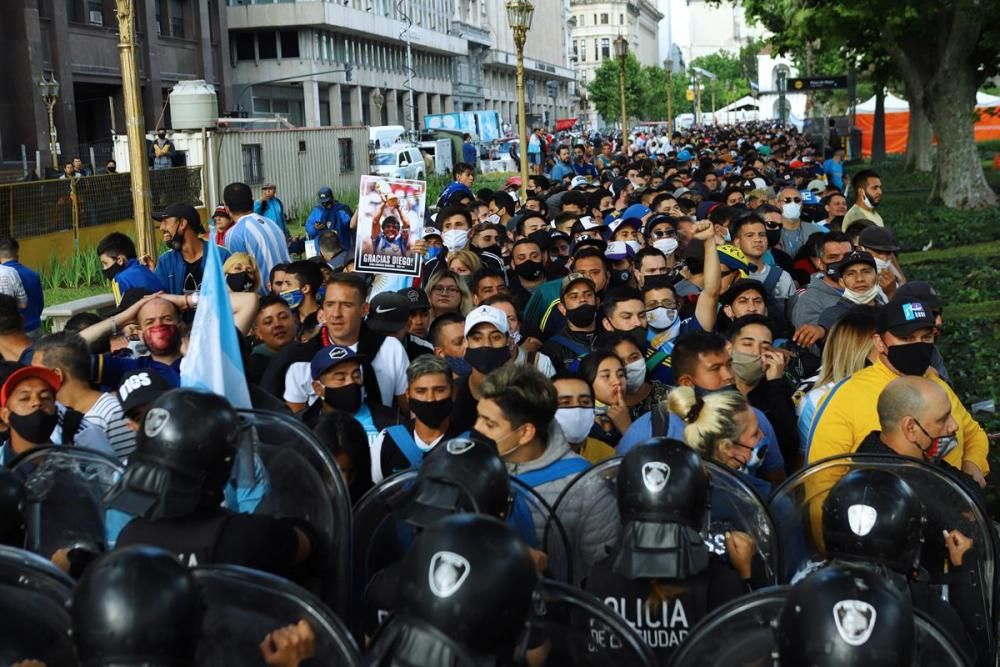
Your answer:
[354,175,426,277]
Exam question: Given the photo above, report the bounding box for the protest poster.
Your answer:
[354,175,426,277]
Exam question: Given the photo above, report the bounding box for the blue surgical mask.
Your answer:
[426,246,444,260]
[444,355,472,377]
[740,442,768,473]
[280,288,304,310]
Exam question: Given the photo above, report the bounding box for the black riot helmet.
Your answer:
[822,469,926,574]
[71,545,204,667]
[392,437,513,528]
[105,389,243,519]
[0,467,26,547]
[613,438,712,580]
[378,514,538,664]
[777,562,914,666]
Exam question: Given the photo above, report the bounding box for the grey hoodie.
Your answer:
[506,421,620,582]
[790,273,843,329]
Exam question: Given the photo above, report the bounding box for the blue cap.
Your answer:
[310,345,365,380]
[621,204,651,221]
[676,149,693,163]
[318,186,333,201]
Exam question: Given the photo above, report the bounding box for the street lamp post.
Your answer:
[613,34,629,154]
[115,0,157,258]
[38,75,60,170]
[506,0,534,204]
[664,58,673,133]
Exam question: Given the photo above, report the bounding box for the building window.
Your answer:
[242,144,263,185]
[234,33,255,61]
[580,40,586,62]
[600,38,610,60]
[338,138,354,172]
[620,14,624,24]
[572,39,578,60]
[600,13,608,24]
[280,31,300,59]
[258,32,278,59]
[170,0,185,38]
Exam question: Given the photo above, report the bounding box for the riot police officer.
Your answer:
[0,467,25,547]
[817,468,984,664]
[582,438,754,662]
[366,513,538,666]
[107,389,317,576]
[777,562,915,666]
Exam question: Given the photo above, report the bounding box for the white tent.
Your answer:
[977,91,1000,107]
[855,92,910,113]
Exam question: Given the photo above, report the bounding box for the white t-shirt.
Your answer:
[0,264,28,309]
[84,393,136,460]
[515,347,556,378]
[368,429,444,484]
[283,336,409,407]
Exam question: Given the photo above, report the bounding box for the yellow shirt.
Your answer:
[577,437,617,465]
[843,204,884,228]
[806,357,989,473]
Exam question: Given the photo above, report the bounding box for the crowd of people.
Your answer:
[0,120,995,666]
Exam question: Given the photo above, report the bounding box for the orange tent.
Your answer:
[855,91,1000,157]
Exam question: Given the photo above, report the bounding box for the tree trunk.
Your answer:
[925,84,998,207]
[903,94,933,173]
[804,41,815,118]
[871,85,886,164]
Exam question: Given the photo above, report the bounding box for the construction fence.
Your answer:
[0,167,203,270]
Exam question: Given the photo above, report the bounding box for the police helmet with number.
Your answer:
[106,389,242,520]
[393,437,513,528]
[822,469,925,574]
[777,562,914,666]
[378,514,538,663]
[71,546,203,666]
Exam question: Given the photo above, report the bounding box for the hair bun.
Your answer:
[684,395,705,424]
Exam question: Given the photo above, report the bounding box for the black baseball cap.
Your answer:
[116,369,173,416]
[878,299,935,336]
[365,291,411,333]
[834,250,877,278]
[859,226,901,253]
[397,287,431,311]
[893,281,941,311]
[644,214,678,237]
[152,204,204,233]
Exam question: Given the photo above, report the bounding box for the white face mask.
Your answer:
[485,213,501,225]
[874,257,892,274]
[624,359,647,392]
[843,282,880,305]
[739,441,767,473]
[782,202,801,220]
[555,406,596,444]
[624,240,642,253]
[443,229,468,251]
[653,238,679,257]
[645,306,678,332]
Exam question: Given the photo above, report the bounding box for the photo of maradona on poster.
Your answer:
[354,175,426,277]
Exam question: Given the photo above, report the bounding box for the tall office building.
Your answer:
[1,0,230,166]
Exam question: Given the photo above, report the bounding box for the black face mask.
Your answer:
[226,271,254,293]
[324,383,363,414]
[765,228,782,247]
[610,269,632,287]
[514,260,544,281]
[167,225,185,252]
[887,342,934,377]
[616,325,648,351]
[693,384,738,398]
[565,303,597,328]
[10,409,58,444]
[464,346,510,374]
[102,261,125,280]
[824,261,841,280]
[476,244,503,259]
[409,397,453,428]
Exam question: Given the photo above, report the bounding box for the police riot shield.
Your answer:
[549,458,780,586]
[528,578,657,667]
[0,544,77,666]
[351,469,573,638]
[235,409,353,619]
[670,585,969,666]
[10,445,123,559]
[193,564,362,666]
[767,454,997,617]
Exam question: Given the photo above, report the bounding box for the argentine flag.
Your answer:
[180,226,251,409]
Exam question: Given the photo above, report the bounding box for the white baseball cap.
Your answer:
[463,305,509,338]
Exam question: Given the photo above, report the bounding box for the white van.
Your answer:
[373,144,426,180]
[370,125,405,150]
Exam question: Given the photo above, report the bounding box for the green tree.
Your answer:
[739,0,999,208]
[640,66,689,121]
[585,54,647,124]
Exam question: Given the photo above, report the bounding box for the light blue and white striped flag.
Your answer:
[180,226,251,409]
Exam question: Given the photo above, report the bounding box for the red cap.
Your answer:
[504,176,522,188]
[0,366,62,407]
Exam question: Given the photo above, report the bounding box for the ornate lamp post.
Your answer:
[38,74,61,170]
[613,34,629,154]
[664,58,673,133]
[579,92,589,132]
[506,0,534,203]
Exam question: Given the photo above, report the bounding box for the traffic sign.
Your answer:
[786,76,848,91]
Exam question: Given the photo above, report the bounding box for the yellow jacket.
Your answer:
[806,358,989,473]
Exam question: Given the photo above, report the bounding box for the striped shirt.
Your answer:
[84,393,136,460]
[224,212,290,293]
[0,264,28,309]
